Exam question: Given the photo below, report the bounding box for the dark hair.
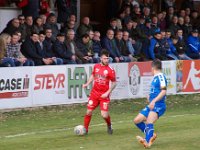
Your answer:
[100,49,109,57]
[81,33,89,39]
[110,18,117,22]
[152,59,162,70]
[11,33,19,37]
[39,31,45,35]
[171,35,179,40]
[30,32,38,36]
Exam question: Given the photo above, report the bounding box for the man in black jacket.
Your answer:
[21,32,53,66]
[52,33,77,64]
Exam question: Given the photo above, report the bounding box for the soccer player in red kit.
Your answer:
[82,50,117,134]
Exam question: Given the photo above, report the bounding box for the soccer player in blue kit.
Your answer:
[133,59,167,148]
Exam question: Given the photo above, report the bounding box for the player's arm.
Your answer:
[148,89,166,110]
[107,81,117,95]
[101,81,117,98]
[149,74,167,110]
[82,74,94,88]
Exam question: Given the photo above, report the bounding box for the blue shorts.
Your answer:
[140,106,166,118]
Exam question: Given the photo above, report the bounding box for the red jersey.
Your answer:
[91,64,116,94]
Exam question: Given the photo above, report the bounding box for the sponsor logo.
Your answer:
[129,64,140,95]
[68,67,92,99]
[103,70,108,76]
[34,74,65,90]
[0,75,30,99]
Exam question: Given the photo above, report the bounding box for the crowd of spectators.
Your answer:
[1,0,200,67]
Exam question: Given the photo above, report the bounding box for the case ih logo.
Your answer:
[0,75,30,99]
[34,73,65,90]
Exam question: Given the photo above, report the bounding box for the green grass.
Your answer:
[0,94,200,150]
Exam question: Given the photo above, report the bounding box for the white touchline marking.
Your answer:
[0,113,199,139]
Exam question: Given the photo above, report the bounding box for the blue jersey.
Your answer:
[149,73,167,107]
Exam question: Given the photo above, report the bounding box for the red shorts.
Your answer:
[87,92,110,111]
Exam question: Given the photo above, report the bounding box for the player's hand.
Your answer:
[82,84,88,88]
[101,92,109,98]
[146,95,150,103]
[148,101,155,110]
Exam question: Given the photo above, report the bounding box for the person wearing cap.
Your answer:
[52,33,77,64]
[186,29,200,59]
[149,31,168,60]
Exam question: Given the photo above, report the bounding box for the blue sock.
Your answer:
[145,123,154,143]
[135,122,146,133]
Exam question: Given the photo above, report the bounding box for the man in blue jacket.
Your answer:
[149,31,168,60]
[186,29,200,59]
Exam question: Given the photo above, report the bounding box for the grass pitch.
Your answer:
[0,94,200,150]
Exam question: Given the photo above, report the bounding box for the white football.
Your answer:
[74,125,86,135]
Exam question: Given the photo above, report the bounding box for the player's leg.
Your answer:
[84,109,93,133]
[84,98,99,133]
[145,111,158,145]
[134,106,149,133]
[133,113,147,133]
[100,99,112,134]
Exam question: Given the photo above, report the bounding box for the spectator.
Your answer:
[165,30,179,60]
[178,17,184,31]
[124,19,143,55]
[149,31,168,60]
[6,33,34,66]
[18,15,26,41]
[172,35,191,60]
[32,17,44,34]
[190,10,199,30]
[76,34,93,63]
[23,16,34,40]
[183,16,193,38]
[38,31,63,65]
[185,7,191,16]
[169,16,180,36]
[65,29,83,64]
[0,33,15,67]
[92,31,102,58]
[1,18,20,35]
[39,0,50,17]
[166,6,175,27]
[21,32,52,66]
[114,30,134,62]
[102,29,121,63]
[186,29,200,59]
[61,20,76,34]
[122,31,137,61]
[39,14,47,25]
[108,18,119,33]
[178,9,186,18]
[44,28,55,55]
[45,13,60,40]
[157,11,167,30]
[53,33,77,64]
[142,6,151,20]
[77,17,93,38]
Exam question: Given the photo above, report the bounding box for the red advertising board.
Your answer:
[182,60,200,92]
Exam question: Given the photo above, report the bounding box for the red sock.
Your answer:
[84,114,92,132]
[104,115,111,126]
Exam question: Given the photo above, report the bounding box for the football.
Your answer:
[74,125,86,135]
